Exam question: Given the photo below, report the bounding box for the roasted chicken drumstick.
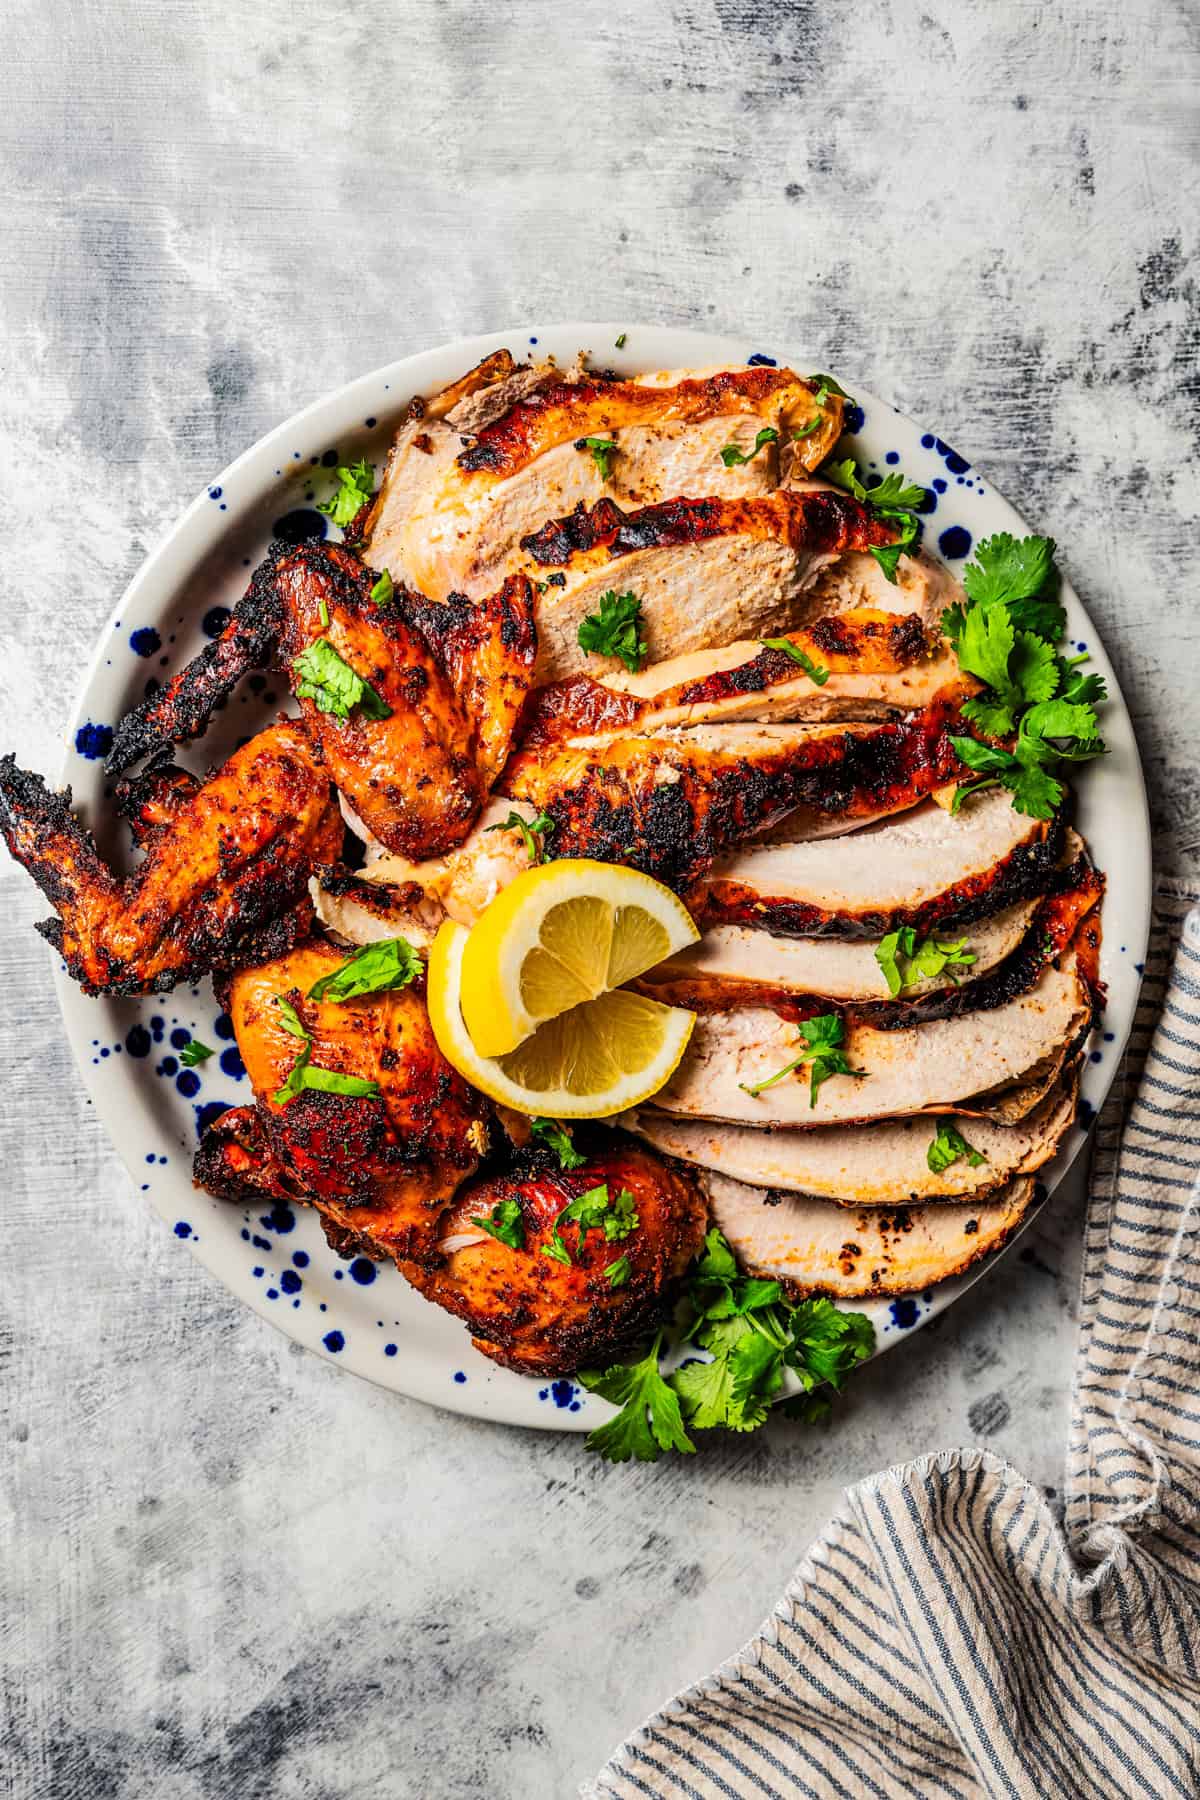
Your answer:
[106,540,538,860]
[0,721,341,995]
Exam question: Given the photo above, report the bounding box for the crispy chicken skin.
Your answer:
[194,939,489,1264]
[0,722,341,995]
[106,541,538,861]
[400,1139,707,1376]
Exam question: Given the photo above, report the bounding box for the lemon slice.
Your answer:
[457,857,700,1058]
[428,920,696,1118]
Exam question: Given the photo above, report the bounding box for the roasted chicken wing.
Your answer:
[0,721,341,994]
[106,540,538,861]
[399,1138,707,1375]
[194,939,490,1263]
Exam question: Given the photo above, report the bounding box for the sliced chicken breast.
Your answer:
[628,1079,1077,1206]
[359,358,842,600]
[704,1171,1038,1298]
[640,899,1038,1006]
[695,788,1056,936]
[656,955,1092,1128]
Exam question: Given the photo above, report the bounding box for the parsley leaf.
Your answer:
[470,1198,525,1250]
[306,937,424,1003]
[580,1333,696,1463]
[760,638,830,685]
[293,638,392,721]
[786,1297,875,1392]
[739,1012,860,1106]
[720,426,779,467]
[317,459,375,528]
[928,1121,987,1174]
[530,1117,586,1170]
[577,590,647,672]
[179,1039,214,1067]
[577,436,618,480]
[950,734,1065,821]
[369,569,394,607]
[485,809,556,865]
[875,928,976,998]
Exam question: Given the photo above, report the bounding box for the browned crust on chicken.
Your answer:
[456,367,839,479]
[398,1139,707,1375]
[0,723,341,995]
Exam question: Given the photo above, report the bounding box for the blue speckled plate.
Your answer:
[53,324,1151,1432]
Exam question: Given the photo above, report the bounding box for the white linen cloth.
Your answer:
[586,890,1200,1799]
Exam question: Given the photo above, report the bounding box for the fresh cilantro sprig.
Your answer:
[944,534,1106,820]
[179,1039,214,1068]
[928,1122,987,1174]
[759,638,830,686]
[580,1229,875,1461]
[307,937,424,1003]
[485,809,556,865]
[739,1012,860,1107]
[471,1198,525,1250]
[820,456,925,584]
[875,928,976,999]
[293,638,392,721]
[577,436,618,480]
[530,1117,586,1170]
[270,993,382,1107]
[317,459,375,528]
[540,1184,639,1265]
[720,426,779,467]
[577,590,647,673]
[811,373,851,406]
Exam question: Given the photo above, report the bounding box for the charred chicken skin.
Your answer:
[106,540,538,860]
[400,1138,707,1376]
[0,722,341,995]
[194,939,490,1264]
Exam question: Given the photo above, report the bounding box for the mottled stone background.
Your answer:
[1,3,1196,1795]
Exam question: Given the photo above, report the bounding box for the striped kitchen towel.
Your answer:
[586,888,1200,1799]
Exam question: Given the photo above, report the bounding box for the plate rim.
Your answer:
[49,320,1152,1432]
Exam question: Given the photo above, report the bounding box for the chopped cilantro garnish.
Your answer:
[811,372,851,405]
[820,455,925,584]
[318,597,329,629]
[874,928,976,999]
[369,569,394,607]
[317,459,374,528]
[293,638,392,721]
[540,1183,639,1265]
[614,332,627,349]
[605,1254,632,1288]
[530,1117,586,1170]
[270,992,381,1105]
[470,1198,525,1250]
[927,1121,987,1174]
[577,590,647,672]
[739,1012,860,1107]
[485,809,556,865]
[760,637,830,685]
[179,1039,214,1067]
[578,436,618,480]
[720,425,779,467]
[307,937,423,1003]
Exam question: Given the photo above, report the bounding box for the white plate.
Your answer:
[51,323,1151,1433]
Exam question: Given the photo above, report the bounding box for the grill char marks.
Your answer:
[504,701,966,892]
[520,490,899,565]
[458,366,837,478]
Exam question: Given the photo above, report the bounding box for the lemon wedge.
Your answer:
[456,857,700,1059]
[428,919,696,1118]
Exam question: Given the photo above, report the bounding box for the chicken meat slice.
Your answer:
[105,541,537,861]
[192,939,490,1265]
[704,1171,1038,1299]
[628,1077,1077,1207]
[0,722,342,995]
[656,953,1093,1129]
[398,1137,707,1376]
[358,355,844,599]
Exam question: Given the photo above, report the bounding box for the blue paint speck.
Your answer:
[349,1257,376,1286]
[75,721,114,760]
[129,627,162,658]
[747,352,777,366]
[843,402,865,434]
[323,1330,345,1354]
[252,1265,264,1278]
[126,1024,152,1058]
[261,1202,295,1235]
[266,1287,279,1300]
[453,1370,467,1384]
[280,1269,301,1295]
[173,1221,192,1239]
[170,1028,190,1050]
[157,1056,178,1078]
[364,416,377,428]
[214,1013,235,1041]
[885,450,899,464]
[550,1379,576,1408]
[384,1343,397,1357]
[889,1298,920,1329]
[219,1046,245,1080]
[920,432,935,448]
[202,606,232,639]
[938,526,973,560]
[932,477,947,493]
[292,1250,309,1268]
[176,1070,201,1099]
[194,1099,232,1137]
[1078,1098,1096,1126]
[272,508,327,544]
[208,486,223,500]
